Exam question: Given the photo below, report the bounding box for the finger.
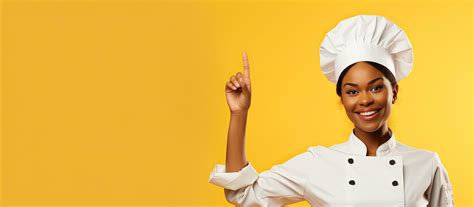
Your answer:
[237,76,246,90]
[242,51,250,81]
[230,76,241,88]
[236,72,243,80]
[226,81,237,90]
[236,72,249,90]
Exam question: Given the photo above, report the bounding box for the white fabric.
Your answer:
[208,130,454,206]
[319,14,413,84]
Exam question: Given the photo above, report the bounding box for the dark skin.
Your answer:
[340,62,399,156]
[224,57,399,172]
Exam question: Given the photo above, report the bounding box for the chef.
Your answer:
[209,14,454,206]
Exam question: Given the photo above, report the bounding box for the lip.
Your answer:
[355,108,381,121]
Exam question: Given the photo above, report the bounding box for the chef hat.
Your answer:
[319,14,413,84]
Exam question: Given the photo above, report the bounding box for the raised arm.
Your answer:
[224,51,252,172]
[209,52,313,206]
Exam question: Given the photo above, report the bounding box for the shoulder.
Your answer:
[395,142,447,173]
[307,145,333,156]
[396,142,437,160]
[306,145,350,162]
[268,147,321,174]
[281,145,336,163]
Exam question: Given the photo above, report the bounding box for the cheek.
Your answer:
[380,105,392,121]
[374,92,392,117]
[342,98,358,116]
[374,90,390,104]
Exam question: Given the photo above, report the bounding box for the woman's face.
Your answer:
[340,62,398,133]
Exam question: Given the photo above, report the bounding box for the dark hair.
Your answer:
[336,61,397,97]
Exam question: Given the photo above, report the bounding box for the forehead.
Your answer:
[342,62,385,84]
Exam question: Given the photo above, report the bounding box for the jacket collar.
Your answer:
[348,128,397,156]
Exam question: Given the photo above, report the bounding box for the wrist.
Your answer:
[231,110,249,116]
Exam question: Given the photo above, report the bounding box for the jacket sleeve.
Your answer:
[208,150,314,206]
[425,152,454,207]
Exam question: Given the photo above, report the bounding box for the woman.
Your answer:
[209,15,454,206]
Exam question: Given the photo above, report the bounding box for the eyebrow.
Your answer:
[343,77,383,87]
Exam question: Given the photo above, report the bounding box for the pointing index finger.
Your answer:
[242,51,250,79]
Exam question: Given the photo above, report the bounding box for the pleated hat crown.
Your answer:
[319,15,413,84]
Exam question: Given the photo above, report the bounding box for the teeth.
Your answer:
[360,110,377,116]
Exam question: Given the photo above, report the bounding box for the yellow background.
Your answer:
[1,0,472,206]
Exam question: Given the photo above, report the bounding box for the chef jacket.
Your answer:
[208,130,454,206]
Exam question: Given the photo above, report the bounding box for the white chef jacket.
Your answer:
[208,130,454,206]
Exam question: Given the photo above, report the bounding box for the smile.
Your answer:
[355,109,381,121]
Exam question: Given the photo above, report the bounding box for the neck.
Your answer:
[353,125,392,156]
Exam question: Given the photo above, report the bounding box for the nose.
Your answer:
[358,91,374,106]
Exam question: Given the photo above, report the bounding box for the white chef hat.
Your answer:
[319,14,413,84]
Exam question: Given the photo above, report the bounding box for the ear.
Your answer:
[392,84,399,104]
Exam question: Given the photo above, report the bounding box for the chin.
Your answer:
[356,122,382,133]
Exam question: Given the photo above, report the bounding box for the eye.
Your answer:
[371,85,383,92]
[346,90,358,95]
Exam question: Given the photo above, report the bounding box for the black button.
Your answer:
[349,180,356,185]
[348,158,354,164]
[392,180,398,186]
[389,160,396,165]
